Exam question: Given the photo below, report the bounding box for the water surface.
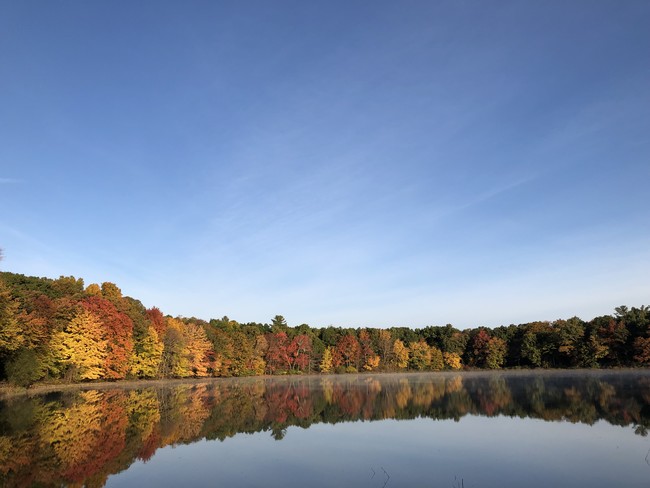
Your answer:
[1,371,649,487]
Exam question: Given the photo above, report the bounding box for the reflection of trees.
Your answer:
[1,372,650,487]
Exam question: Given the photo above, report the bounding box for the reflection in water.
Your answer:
[0,371,649,487]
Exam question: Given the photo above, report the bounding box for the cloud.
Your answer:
[456,174,538,212]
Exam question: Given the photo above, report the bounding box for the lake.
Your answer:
[1,371,649,487]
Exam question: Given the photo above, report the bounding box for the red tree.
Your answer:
[287,334,312,372]
[333,335,361,369]
[146,307,166,337]
[265,332,290,373]
[81,297,134,379]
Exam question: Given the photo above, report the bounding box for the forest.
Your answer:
[0,270,649,386]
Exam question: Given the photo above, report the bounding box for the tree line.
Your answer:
[0,271,649,385]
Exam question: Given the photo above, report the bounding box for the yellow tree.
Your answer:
[320,346,333,373]
[85,283,102,296]
[51,309,107,380]
[430,345,445,370]
[251,335,268,375]
[443,352,462,370]
[0,278,23,353]
[392,339,409,369]
[364,354,380,371]
[184,322,212,377]
[161,317,190,377]
[130,326,164,378]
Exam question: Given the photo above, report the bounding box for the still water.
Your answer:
[1,371,649,487]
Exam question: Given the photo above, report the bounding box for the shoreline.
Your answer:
[2,367,648,399]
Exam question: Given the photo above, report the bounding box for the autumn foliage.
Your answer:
[0,270,649,386]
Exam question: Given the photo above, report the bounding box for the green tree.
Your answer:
[554,317,585,367]
[5,348,46,386]
[271,315,288,332]
[430,345,444,370]
[408,340,431,370]
[485,337,507,369]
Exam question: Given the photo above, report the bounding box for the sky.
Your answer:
[1,1,649,329]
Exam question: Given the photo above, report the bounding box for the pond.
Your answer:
[1,371,649,487]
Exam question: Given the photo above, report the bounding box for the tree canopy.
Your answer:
[0,270,649,385]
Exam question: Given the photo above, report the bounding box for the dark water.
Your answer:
[1,371,649,487]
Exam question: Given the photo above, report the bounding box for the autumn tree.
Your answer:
[52,276,85,298]
[0,277,22,354]
[81,296,134,379]
[15,294,53,349]
[146,307,166,337]
[598,318,629,366]
[376,329,394,367]
[265,332,290,373]
[408,340,431,370]
[443,352,462,370]
[184,321,212,377]
[333,334,361,371]
[251,334,268,375]
[320,347,333,373]
[50,309,107,380]
[359,329,380,371]
[129,327,164,378]
[160,317,189,377]
[633,336,650,365]
[430,345,444,370]
[391,339,409,369]
[100,282,123,303]
[485,337,507,369]
[287,334,312,373]
[468,329,491,368]
[85,283,102,296]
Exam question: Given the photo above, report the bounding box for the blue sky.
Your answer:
[1,1,649,328]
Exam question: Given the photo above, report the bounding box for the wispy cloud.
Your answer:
[456,174,538,212]
[0,178,22,184]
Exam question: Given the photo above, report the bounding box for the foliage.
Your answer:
[320,347,333,373]
[50,309,107,380]
[0,278,23,353]
[5,348,46,386]
[129,327,164,378]
[391,339,409,369]
[333,335,361,369]
[0,271,649,384]
[443,352,462,370]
